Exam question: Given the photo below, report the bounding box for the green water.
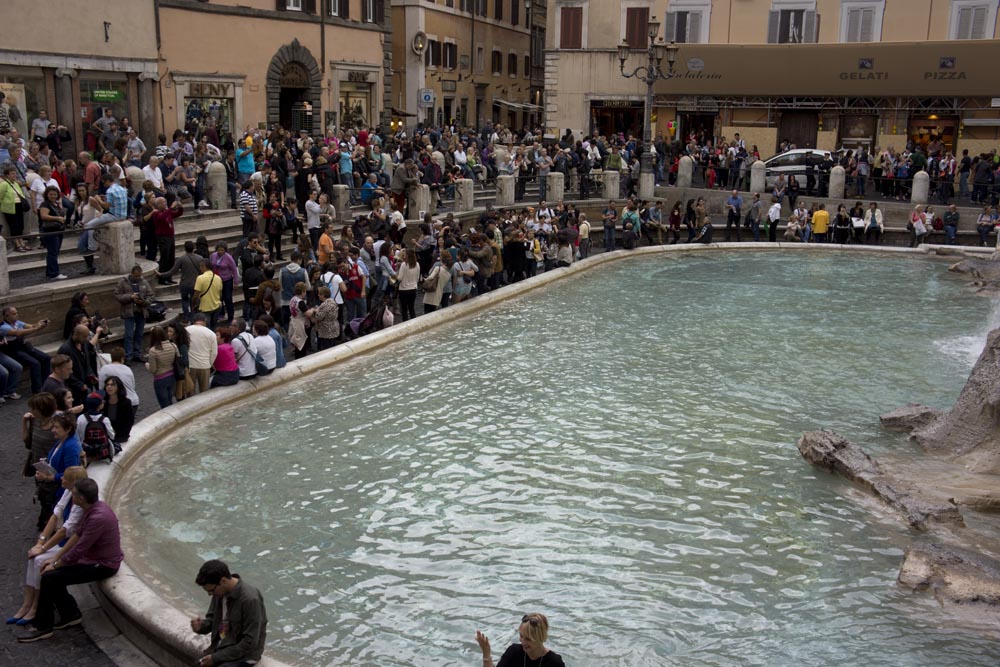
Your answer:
[120,252,1000,666]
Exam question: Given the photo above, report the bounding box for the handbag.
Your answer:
[172,347,186,381]
[421,267,440,291]
[147,300,167,322]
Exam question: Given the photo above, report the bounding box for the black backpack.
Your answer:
[82,414,114,464]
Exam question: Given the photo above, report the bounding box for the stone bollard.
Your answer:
[206,161,229,210]
[331,185,350,223]
[911,170,929,205]
[602,170,620,200]
[0,234,8,296]
[677,155,694,188]
[829,165,846,200]
[547,172,565,203]
[455,179,474,212]
[750,160,766,194]
[496,175,515,207]
[639,170,654,200]
[568,166,579,193]
[125,166,145,198]
[95,220,135,275]
[407,184,430,220]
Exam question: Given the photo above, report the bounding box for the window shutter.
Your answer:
[688,11,702,43]
[971,6,988,39]
[767,10,780,43]
[303,0,316,13]
[511,0,519,26]
[342,0,349,19]
[560,7,582,48]
[803,10,818,43]
[846,8,860,41]
[276,0,286,10]
[362,0,369,21]
[628,7,650,48]
[859,8,874,42]
[375,0,385,23]
[664,12,677,42]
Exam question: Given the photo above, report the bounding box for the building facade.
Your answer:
[0,0,159,158]
[391,0,539,130]
[546,0,1000,156]
[157,0,392,140]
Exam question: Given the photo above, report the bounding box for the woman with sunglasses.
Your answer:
[475,612,565,666]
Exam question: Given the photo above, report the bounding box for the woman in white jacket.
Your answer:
[863,202,884,244]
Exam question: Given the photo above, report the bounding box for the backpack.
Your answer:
[82,414,114,464]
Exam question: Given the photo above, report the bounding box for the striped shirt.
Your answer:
[239,189,258,215]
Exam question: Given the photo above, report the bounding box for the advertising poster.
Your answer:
[0,83,28,137]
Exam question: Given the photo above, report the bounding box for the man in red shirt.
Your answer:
[17,478,123,642]
[146,197,184,282]
[78,151,102,195]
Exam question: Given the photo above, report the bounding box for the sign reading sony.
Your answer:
[189,82,232,97]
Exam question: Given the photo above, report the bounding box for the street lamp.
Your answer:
[618,17,679,197]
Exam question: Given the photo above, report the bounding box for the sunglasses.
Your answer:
[521,615,540,627]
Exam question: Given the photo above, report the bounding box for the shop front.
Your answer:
[590,99,643,138]
[0,67,46,140]
[170,74,244,143]
[907,114,959,154]
[332,63,381,132]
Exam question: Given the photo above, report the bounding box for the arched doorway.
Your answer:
[266,40,322,135]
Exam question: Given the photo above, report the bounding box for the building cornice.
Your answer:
[158,0,390,34]
[0,49,157,74]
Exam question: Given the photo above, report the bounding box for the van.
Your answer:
[763,149,832,189]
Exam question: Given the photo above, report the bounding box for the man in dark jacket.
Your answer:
[191,560,267,667]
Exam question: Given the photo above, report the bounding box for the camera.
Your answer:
[93,312,111,339]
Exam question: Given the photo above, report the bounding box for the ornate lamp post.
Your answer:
[617,17,678,198]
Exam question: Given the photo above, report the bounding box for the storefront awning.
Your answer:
[391,106,417,117]
[493,99,526,110]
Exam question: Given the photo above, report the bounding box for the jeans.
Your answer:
[180,286,194,319]
[153,374,175,408]
[0,352,23,395]
[345,296,366,323]
[123,315,145,360]
[340,172,357,203]
[221,278,235,325]
[11,346,50,394]
[725,210,742,242]
[227,180,240,208]
[538,174,547,201]
[579,238,591,259]
[78,213,124,254]
[34,564,118,631]
[41,233,63,278]
[604,225,616,251]
[750,221,761,242]
[944,224,958,245]
[959,172,969,197]
[398,289,416,321]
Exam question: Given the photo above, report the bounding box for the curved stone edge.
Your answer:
[898,542,1000,609]
[95,242,942,666]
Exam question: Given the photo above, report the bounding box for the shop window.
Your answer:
[767,8,819,43]
[624,7,650,48]
[79,79,129,133]
[0,76,46,142]
[492,50,503,74]
[184,96,233,139]
[340,82,372,130]
[665,11,704,43]
[508,53,518,76]
[559,6,583,49]
[950,1,996,39]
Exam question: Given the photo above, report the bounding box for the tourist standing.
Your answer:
[113,265,155,364]
[185,313,218,395]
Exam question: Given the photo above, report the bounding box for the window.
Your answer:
[425,39,442,67]
[665,11,704,43]
[767,9,819,43]
[508,52,518,76]
[444,42,458,69]
[492,50,503,74]
[286,0,302,9]
[362,0,384,23]
[461,0,473,10]
[281,0,316,10]
[327,0,347,18]
[950,1,997,39]
[476,45,485,72]
[840,1,883,42]
[495,0,504,20]
[559,6,583,48]
[477,0,488,16]
[524,54,531,78]
[624,7,650,48]
[511,0,520,26]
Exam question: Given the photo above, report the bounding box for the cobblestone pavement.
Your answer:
[1,361,161,666]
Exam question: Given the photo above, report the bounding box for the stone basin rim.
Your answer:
[91,241,959,667]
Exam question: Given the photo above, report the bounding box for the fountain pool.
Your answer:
[117,251,1000,666]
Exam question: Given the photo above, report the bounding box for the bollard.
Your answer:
[602,170,620,200]
[455,179,474,212]
[750,160,766,194]
[0,234,8,296]
[206,161,229,210]
[547,172,565,203]
[677,155,694,188]
[95,220,136,275]
[496,175,515,207]
[408,184,430,220]
[568,166,579,193]
[331,185,350,223]
[829,165,846,200]
[911,170,929,205]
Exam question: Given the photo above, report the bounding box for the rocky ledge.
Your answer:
[948,250,1000,293]
[899,543,1000,608]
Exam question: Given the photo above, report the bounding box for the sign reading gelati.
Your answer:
[189,82,232,97]
[91,89,123,102]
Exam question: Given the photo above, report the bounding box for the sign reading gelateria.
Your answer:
[654,40,1000,97]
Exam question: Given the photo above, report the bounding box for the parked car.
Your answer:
[764,149,832,189]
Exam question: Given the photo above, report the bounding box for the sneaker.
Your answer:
[53,615,82,630]
[5,392,20,400]
[54,274,68,280]
[199,200,211,208]
[80,267,97,276]
[0,397,6,406]
[16,628,54,642]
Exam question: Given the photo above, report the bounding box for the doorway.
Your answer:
[279,88,307,131]
[778,111,818,150]
[677,113,717,144]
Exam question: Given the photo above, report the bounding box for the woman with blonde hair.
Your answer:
[6,465,88,626]
[475,612,565,667]
[909,204,927,247]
